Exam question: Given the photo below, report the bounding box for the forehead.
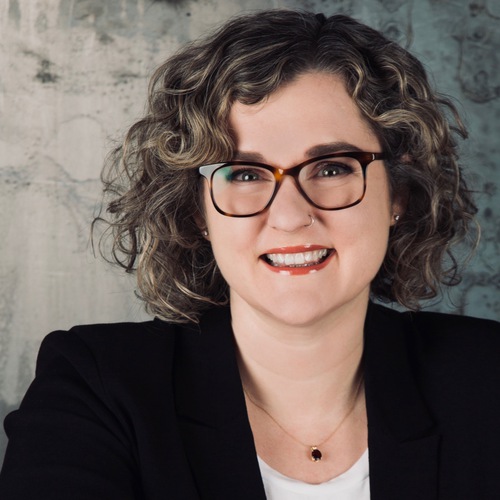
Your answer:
[228,72,380,163]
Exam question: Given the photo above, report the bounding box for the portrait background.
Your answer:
[1,0,499,462]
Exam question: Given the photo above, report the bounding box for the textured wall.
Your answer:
[1,0,499,461]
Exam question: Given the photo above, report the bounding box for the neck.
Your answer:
[231,293,368,421]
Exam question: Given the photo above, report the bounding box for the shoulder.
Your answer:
[34,306,232,386]
[32,319,183,407]
[407,307,499,337]
[37,319,177,373]
[367,303,500,379]
[374,303,500,397]
[15,319,186,442]
[369,302,499,343]
[405,307,500,364]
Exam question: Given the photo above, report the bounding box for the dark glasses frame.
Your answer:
[198,151,386,217]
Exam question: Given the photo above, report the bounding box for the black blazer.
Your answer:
[0,303,499,499]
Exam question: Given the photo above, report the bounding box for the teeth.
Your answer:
[266,249,328,267]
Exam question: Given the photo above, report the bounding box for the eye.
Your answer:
[314,161,354,178]
[232,169,261,182]
[221,166,272,183]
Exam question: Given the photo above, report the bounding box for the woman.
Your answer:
[1,10,499,500]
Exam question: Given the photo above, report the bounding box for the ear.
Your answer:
[194,211,210,240]
[390,194,407,226]
[389,155,411,226]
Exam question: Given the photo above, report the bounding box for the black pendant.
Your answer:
[310,446,322,462]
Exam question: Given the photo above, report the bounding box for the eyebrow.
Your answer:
[232,151,266,162]
[232,141,364,163]
[305,141,363,157]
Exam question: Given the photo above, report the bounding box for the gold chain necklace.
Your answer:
[243,376,363,463]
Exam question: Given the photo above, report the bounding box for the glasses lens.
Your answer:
[298,156,364,209]
[211,164,276,216]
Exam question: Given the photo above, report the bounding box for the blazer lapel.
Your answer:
[173,306,266,500]
[364,303,441,500]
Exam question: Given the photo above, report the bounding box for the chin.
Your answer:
[261,303,333,328]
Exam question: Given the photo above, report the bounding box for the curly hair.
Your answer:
[94,10,478,323]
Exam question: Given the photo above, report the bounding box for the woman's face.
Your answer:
[202,72,398,327]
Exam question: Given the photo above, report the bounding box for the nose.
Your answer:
[266,176,314,232]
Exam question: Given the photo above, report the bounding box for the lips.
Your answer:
[260,245,334,275]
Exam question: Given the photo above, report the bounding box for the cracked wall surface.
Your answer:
[1,0,499,461]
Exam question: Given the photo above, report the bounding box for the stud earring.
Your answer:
[394,214,400,222]
[202,230,209,237]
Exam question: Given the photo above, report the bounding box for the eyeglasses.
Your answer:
[198,152,385,217]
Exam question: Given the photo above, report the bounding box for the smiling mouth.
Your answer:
[263,249,333,268]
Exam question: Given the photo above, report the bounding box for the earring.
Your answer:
[394,214,400,222]
[202,230,209,237]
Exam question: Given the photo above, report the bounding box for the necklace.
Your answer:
[243,375,363,463]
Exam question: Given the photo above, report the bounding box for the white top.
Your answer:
[257,449,370,500]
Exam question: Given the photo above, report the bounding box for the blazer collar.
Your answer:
[171,303,440,499]
[364,303,440,500]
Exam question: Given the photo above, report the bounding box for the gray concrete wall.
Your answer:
[1,0,499,462]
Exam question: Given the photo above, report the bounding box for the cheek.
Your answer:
[333,217,391,290]
[207,223,258,292]
[339,217,390,256]
[204,210,257,266]
[335,187,393,260]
